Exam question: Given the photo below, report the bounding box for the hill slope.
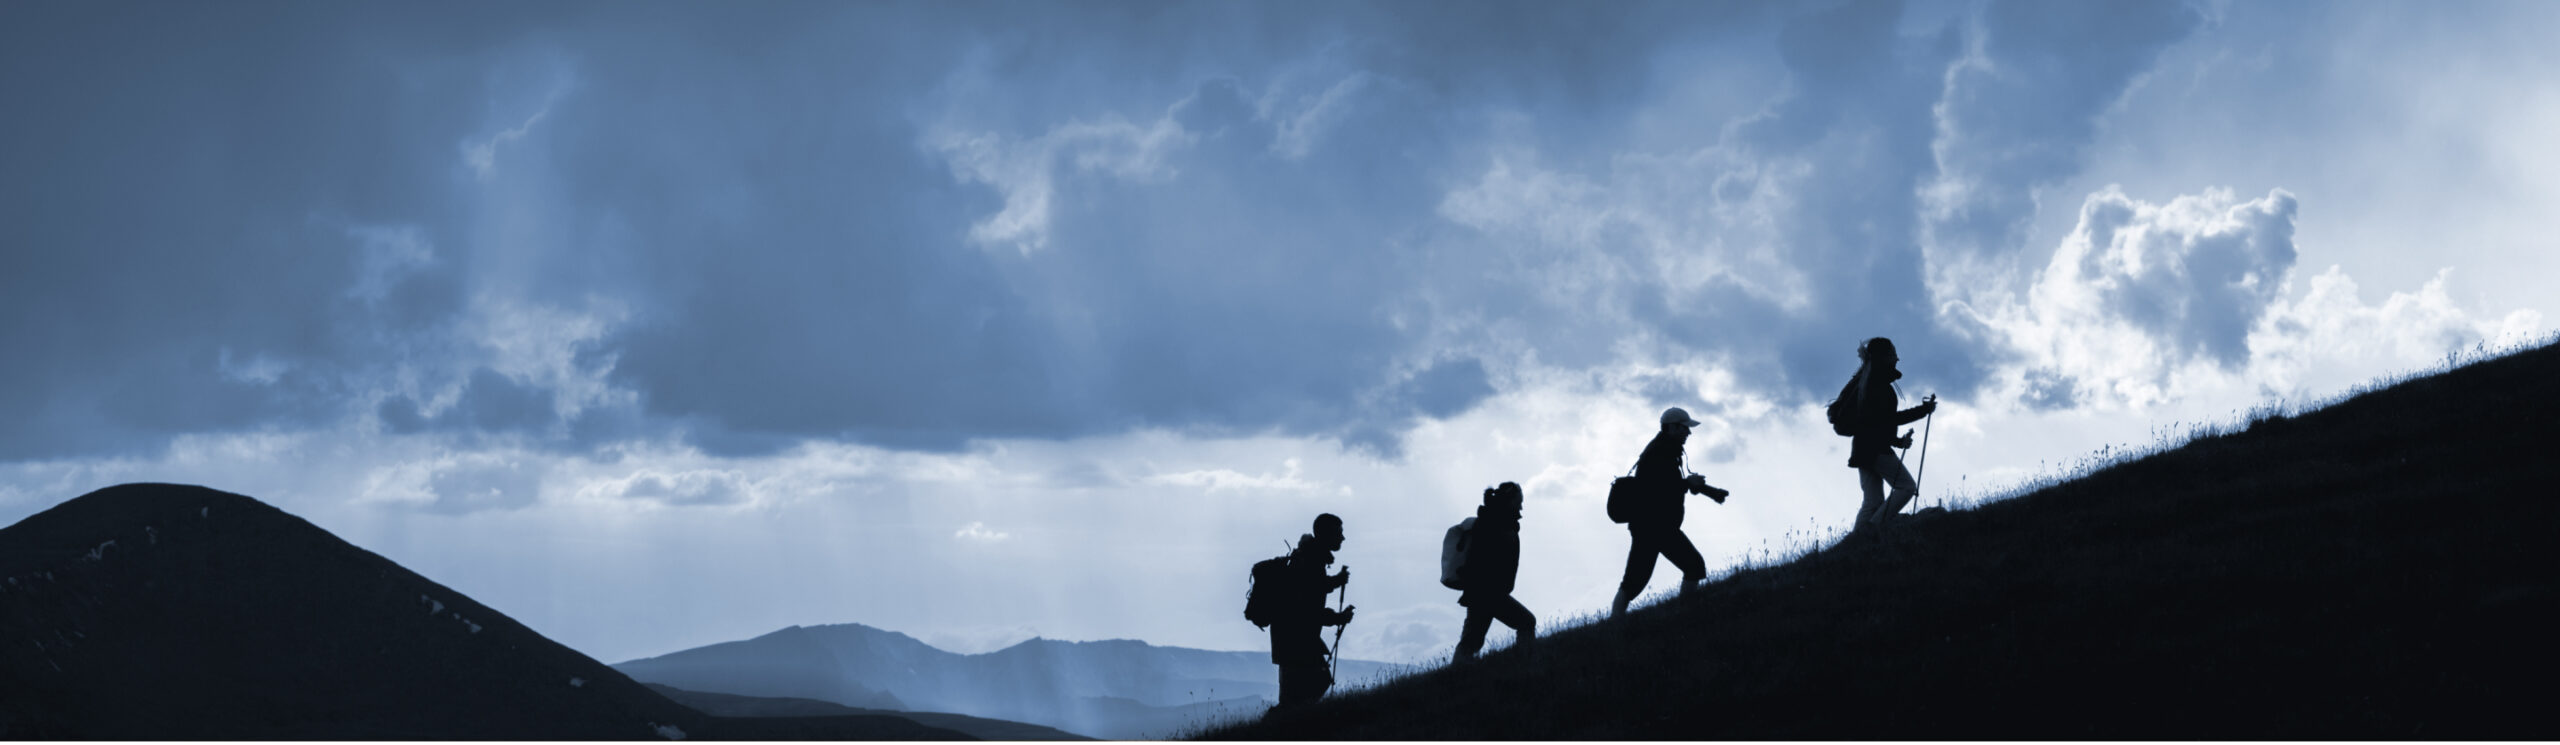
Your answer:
[1206,342,2560,739]
[0,483,967,740]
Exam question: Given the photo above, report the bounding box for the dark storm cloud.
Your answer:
[380,369,555,436]
[0,2,482,459]
[1338,357,1497,458]
[1615,0,2203,402]
[557,0,1762,454]
[1416,0,1993,400]
[0,0,2214,465]
[1927,0,2205,261]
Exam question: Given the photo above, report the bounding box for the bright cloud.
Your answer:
[1967,186,2299,408]
[1145,457,1348,496]
[953,521,1012,543]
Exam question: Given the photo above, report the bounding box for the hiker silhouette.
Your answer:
[1453,483,1534,661]
[1268,513,1353,712]
[1839,337,1936,534]
[1612,407,1733,617]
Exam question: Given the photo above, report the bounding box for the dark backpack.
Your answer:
[1605,461,1652,524]
[1243,553,1294,629]
[1825,374,1862,437]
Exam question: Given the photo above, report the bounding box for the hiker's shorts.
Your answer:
[1857,449,1918,525]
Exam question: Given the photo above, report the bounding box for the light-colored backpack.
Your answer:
[1439,517,1476,590]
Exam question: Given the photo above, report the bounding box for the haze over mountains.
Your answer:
[615,622,1400,739]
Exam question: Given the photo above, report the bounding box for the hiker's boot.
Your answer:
[1610,591,1634,618]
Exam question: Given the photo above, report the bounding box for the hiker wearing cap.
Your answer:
[1454,482,1534,661]
[1843,337,1936,533]
[1612,407,1733,617]
[1270,513,1354,711]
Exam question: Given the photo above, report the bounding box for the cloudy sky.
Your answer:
[4,0,2552,666]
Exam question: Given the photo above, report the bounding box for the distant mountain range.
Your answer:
[0,483,1014,740]
[616,622,1401,739]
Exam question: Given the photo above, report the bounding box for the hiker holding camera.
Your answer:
[1837,337,1935,534]
[1610,407,1733,617]
[1451,482,1534,661]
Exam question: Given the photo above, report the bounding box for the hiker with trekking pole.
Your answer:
[1244,513,1354,714]
[1825,337,1936,537]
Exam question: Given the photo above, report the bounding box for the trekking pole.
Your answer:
[1914,405,1935,511]
[1328,567,1349,678]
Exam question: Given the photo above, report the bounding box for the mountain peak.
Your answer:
[1,483,722,738]
[2,483,273,566]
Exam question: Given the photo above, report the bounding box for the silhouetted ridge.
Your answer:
[1204,340,2560,739]
[618,624,910,710]
[0,483,968,740]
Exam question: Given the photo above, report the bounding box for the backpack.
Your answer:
[1825,372,1863,437]
[1605,461,1646,524]
[1243,553,1294,630]
[1439,517,1477,590]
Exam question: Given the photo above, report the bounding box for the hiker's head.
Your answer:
[1859,337,1899,368]
[1491,481,1524,508]
[1660,407,1702,433]
[1312,512,1345,549]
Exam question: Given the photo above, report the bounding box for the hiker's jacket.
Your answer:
[1632,428,1707,527]
[1458,503,1522,605]
[1268,536,1351,665]
[1847,364,1933,468]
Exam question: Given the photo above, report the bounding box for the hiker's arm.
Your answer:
[1321,606,1356,627]
[1684,473,1730,502]
[1893,398,1937,426]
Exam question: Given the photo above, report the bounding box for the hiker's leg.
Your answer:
[1492,594,1537,642]
[1277,659,1331,706]
[1856,462,1886,529]
[1454,605,1493,660]
[1613,526,1660,615]
[1662,528,1707,591]
[1875,451,1919,519]
[1275,663,1311,709]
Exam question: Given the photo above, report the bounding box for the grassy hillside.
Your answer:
[1203,340,2559,739]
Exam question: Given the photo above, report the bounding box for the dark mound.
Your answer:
[1207,342,2560,740]
[0,483,966,740]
